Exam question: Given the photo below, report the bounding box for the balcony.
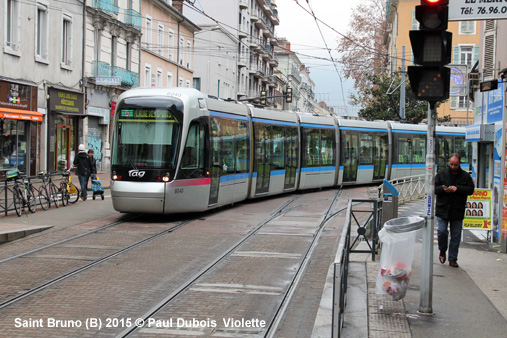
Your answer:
[112,66,140,87]
[239,0,248,9]
[125,9,142,31]
[250,12,259,22]
[238,23,248,39]
[92,0,119,16]
[249,38,261,50]
[237,85,247,97]
[255,17,267,30]
[92,61,111,77]
[271,9,280,25]
[237,55,248,68]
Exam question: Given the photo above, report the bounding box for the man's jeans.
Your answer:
[437,217,463,261]
[78,175,88,200]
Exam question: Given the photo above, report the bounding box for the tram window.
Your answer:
[303,128,320,167]
[236,120,249,173]
[321,129,335,165]
[359,133,373,165]
[454,137,469,163]
[395,135,411,164]
[412,136,425,164]
[180,120,207,179]
[272,125,284,169]
[437,136,451,168]
[222,119,236,173]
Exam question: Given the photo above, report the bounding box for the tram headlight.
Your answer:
[112,174,118,180]
[162,173,170,182]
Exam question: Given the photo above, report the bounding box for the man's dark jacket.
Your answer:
[435,167,475,221]
[73,151,90,177]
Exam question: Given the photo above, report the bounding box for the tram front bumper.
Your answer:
[111,181,166,214]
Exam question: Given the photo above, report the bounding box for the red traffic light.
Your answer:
[421,0,449,5]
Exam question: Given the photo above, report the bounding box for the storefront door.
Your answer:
[56,124,71,172]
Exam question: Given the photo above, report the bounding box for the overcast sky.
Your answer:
[275,0,359,116]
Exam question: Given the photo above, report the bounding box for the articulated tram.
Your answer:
[110,88,470,214]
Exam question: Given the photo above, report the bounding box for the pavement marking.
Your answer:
[191,283,283,295]
[27,254,100,261]
[230,251,301,259]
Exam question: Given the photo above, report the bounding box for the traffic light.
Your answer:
[408,0,451,102]
[260,90,267,105]
[286,87,292,103]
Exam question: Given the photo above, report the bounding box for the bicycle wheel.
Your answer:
[12,187,23,217]
[50,184,59,208]
[60,183,69,206]
[68,183,79,204]
[27,187,37,213]
[38,186,50,211]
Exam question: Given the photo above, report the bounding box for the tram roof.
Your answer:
[249,107,299,123]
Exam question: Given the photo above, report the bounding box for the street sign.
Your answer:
[449,1,507,21]
[96,76,121,86]
[449,64,467,97]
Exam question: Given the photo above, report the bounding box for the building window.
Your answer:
[167,72,173,87]
[186,41,191,68]
[460,46,473,68]
[186,80,190,88]
[179,77,183,87]
[61,14,72,67]
[144,64,151,87]
[94,28,101,62]
[145,16,152,50]
[168,29,174,61]
[36,2,49,62]
[179,37,184,65]
[193,78,201,91]
[157,23,164,55]
[459,21,476,35]
[157,68,163,87]
[6,0,20,53]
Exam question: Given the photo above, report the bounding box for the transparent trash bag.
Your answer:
[375,224,420,301]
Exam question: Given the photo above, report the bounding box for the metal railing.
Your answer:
[369,174,425,204]
[332,198,383,338]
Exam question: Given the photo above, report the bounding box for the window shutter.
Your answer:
[483,33,495,79]
[411,10,419,30]
[453,46,460,64]
[472,46,479,68]
[450,96,457,109]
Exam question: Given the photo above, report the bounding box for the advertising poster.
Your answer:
[503,121,507,241]
[464,189,492,230]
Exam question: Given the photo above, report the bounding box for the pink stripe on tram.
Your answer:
[170,178,211,187]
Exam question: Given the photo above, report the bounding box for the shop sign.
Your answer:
[49,88,84,114]
[0,80,37,111]
[87,106,110,124]
[464,189,492,230]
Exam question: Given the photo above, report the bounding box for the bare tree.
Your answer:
[336,0,388,92]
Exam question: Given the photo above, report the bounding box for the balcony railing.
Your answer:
[92,61,111,77]
[92,0,119,16]
[112,66,139,87]
[125,9,142,31]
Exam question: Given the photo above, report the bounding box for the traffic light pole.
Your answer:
[420,101,437,314]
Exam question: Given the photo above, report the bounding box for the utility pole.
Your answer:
[400,46,406,120]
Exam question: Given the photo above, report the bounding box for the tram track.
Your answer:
[0,216,197,311]
[116,190,345,338]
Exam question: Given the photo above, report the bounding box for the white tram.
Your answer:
[110,88,469,214]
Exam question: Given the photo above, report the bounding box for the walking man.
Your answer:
[73,144,91,201]
[435,153,475,268]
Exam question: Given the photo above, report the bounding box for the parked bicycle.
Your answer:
[61,170,79,205]
[9,170,37,217]
[40,171,62,208]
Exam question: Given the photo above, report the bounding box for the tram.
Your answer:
[110,88,470,214]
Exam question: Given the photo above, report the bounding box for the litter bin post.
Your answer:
[382,179,399,226]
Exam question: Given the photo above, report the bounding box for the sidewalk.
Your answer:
[0,173,111,244]
[342,199,507,337]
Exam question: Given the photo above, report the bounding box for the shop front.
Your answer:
[0,79,42,177]
[47,87,85,173]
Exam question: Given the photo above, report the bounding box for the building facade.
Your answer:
[1,0,85,176]
[183,0,279,105]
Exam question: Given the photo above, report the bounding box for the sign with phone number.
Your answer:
[449,1,507,21]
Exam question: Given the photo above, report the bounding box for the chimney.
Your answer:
[172,0,183,13]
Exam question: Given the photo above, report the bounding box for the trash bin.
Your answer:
[376,216,425,301]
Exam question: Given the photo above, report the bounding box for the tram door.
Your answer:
[373,134,387,180]
[208,118,221,205]
[284,127,298,190]
[254,124,271,194]
[342,131,358,182]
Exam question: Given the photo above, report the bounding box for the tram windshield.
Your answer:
[112,105,181,169]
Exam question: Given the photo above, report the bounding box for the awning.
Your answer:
[0,107,43,122]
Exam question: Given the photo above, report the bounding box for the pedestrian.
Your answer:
[87,149,97,189]
[73,144,91,201]
[435,153,475,268]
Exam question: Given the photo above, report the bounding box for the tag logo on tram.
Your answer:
[129,170,146,178]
